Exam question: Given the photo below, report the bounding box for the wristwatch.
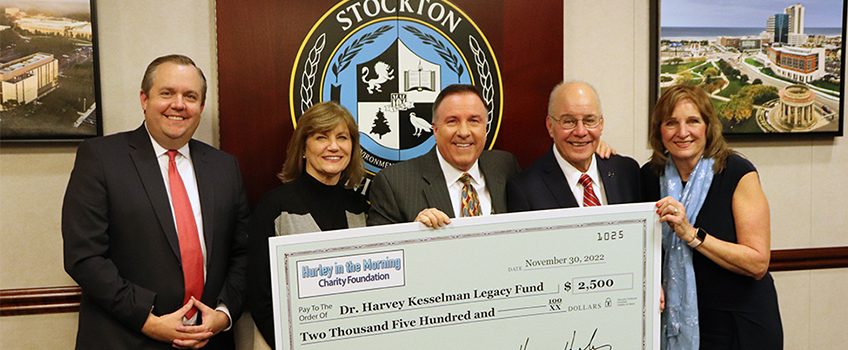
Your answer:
[687,228,707,248]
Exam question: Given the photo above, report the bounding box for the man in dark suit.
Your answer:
[368,84,520,227]
[507,81,640,211]
[62,55,248,349]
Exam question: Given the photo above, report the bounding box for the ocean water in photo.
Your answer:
[661,27,843,41]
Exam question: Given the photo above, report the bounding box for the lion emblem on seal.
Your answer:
[361,61,395,94]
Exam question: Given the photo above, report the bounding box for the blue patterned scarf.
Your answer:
[660,156,714,350]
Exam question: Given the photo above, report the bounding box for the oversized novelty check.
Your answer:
[269,203,661,350]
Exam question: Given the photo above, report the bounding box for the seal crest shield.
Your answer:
[290,0,503,176]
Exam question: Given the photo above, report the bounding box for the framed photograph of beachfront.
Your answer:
[650,0,845,137]
[0,0,102,141]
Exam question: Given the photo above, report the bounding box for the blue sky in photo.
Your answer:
[662,0,844,27]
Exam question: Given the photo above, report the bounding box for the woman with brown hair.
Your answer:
[642,85,782,349]
[247,101,368,349]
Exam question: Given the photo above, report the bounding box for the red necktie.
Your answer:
[167,150,203,319]
[579,174,601,207]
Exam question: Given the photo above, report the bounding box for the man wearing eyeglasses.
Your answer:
[506,80,641,211]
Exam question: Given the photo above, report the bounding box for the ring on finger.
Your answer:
[673,207,679,214]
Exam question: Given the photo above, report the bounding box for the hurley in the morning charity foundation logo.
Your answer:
[290,0,503,177]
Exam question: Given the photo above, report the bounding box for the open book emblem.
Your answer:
[404,61,436,92]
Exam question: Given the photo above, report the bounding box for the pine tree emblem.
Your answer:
[370,109,391,139]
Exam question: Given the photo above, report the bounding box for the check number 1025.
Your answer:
[597,230,624,241]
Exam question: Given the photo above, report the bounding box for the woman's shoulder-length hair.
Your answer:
[278,101,365,189]
[648,84,734,175]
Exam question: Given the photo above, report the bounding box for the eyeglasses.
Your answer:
[549,115,602,130]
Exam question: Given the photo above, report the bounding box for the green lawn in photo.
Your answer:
[692,61,717,75]
[661,59,707,74]
[717,79,744,98]
[809,79,841,93]
[712,97,764,134]
[712,98,726,110]
[721,111,763,133]
[744,58,763,67]
[760,68,795,84]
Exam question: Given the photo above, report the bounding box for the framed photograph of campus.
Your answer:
[0,0,102,141]
[651,0,845,136]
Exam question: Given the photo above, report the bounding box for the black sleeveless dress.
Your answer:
[641,154,783,349]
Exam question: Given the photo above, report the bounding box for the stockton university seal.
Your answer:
[290,0,503,179]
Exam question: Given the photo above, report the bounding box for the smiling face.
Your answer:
[547,82,603,173]
[433,92,488,172]
[304,123,352,185]
[140,62,204,150]
[661,98,707,169]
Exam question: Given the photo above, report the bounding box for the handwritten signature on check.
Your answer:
[519,328,612,350]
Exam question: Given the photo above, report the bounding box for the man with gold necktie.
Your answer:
[507,81,641,211]
[367,84,521,227]
[62,55,248,349]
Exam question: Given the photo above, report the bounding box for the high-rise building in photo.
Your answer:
[785,4,805,34]
[768,13,790,43]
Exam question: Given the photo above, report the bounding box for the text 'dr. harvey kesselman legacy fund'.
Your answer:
[269,203,662,349]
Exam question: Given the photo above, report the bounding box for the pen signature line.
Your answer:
[520,337,529,350]
[520,328,614,350]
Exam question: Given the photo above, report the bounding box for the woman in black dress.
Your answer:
[643,85,782,350]
[247,101,368,349]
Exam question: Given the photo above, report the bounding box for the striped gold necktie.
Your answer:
[459,173,481,217]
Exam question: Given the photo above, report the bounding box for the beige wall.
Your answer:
[563,1,848,349]
[1,0,845,349]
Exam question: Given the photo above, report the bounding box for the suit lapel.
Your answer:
[479,152,506,214]
[596,157,620,204]
[540,149,579,208]
[421,150,455,218]
[190,141,216,258]
[128,126,182,261]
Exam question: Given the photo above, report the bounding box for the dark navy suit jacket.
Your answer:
[63,125,249,349]
[506,148,641,211]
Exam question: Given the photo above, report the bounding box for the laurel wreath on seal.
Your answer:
[468,35,495,132]
[300,33,326,113]
[402,25,464,79]
[330,25,394,84]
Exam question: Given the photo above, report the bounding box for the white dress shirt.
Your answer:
[551,145,608,207]
[147,125,231,328]
[149,134,208,271]
[436,150,493,216]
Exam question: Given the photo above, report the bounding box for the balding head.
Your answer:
[545,80,604,172]
[548,81,602,117]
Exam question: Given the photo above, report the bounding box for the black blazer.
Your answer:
[367,148,521,225]
[62,125,249,349]
[506,148,641,212]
